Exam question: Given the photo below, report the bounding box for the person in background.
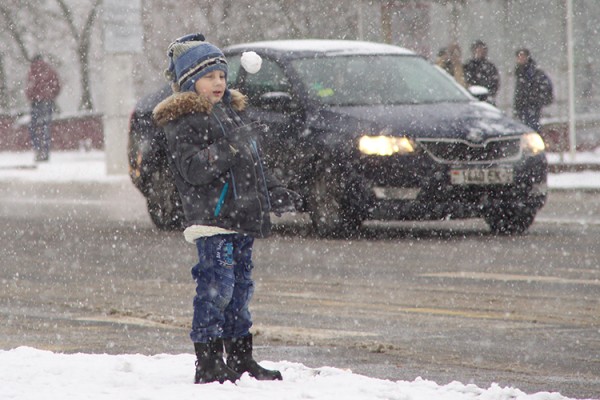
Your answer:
[25,54,60,162]
[436,43,466,87]
[463,40,500,103]
[513,48,553,132]
[153,33,301,384]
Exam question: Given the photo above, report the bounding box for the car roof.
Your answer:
[223,39,415,59]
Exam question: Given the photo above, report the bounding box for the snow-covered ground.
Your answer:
[0,347,586,400]
[1,149,599,400]
[0,150,126,183]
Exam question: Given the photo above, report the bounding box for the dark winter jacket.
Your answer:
[25,58,61,102]
[514,59,553,114]
[153,89,280,238]
[463,58,500,97]
[513,58,553,131]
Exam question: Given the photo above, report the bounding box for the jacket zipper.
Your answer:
[214,181,229,217]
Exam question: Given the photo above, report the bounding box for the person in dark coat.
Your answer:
[513,48,553,132]
[25,54,60,162]
[463,40,500,102]
[153,33,300,385]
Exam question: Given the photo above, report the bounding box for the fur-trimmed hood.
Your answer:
[153,89,247,127]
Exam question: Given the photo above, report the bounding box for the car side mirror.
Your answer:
[468,85,489,101]
[258,91,293,112]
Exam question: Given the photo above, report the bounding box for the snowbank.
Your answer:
[0,347,575,400]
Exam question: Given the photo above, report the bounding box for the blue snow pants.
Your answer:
[190,233,255,343]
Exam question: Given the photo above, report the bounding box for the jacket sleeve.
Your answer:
[48,68,61,99]
[25,69,36,101]
[488,63,500,97]
[253,137,284,191]
[232,111,285,191]
[534,70,553,107]
[166,116,237,186]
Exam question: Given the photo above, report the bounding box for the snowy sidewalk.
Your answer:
[1,150,600,190]
[0,347,584,400]
[0,150,126,183]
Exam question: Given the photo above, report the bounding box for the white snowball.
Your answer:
[241,51,262,74]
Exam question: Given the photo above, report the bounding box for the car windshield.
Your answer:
[291,54,471,106]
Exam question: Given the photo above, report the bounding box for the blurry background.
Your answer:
[0,0,597,130]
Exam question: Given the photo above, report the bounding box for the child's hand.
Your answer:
[229,122,267,143]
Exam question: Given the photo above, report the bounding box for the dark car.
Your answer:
[128,39,547,236]
[128,84,184,230]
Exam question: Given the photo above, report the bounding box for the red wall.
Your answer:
[0,114,104,151]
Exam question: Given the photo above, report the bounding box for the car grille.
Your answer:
[417,137,521,163]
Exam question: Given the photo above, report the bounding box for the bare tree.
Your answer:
[137,0,364,93]
[0,4,32,62]
[0,2,49,111]
[0,1,101,112]
[0,54,8,110]
[55,0,102,111]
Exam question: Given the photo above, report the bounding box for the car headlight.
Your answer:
[521,132,545,155]
[359,135,415,156]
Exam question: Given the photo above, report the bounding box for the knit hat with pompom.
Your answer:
[164,33,228,93]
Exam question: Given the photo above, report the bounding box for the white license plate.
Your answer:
[450,168,514,185]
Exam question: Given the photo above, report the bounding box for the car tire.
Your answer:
[146,169,184,231]
[307,173,362,238]
[484,203,537,235]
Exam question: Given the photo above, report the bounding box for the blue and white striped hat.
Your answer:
[164,33,228,93]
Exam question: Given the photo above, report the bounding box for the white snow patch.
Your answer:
[0,347,576,400]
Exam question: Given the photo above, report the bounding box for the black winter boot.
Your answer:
[194,339,241,384]
[225,334,283,381]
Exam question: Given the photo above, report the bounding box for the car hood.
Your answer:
[326,101,530,140]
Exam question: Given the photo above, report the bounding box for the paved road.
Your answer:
[0,180,598,399]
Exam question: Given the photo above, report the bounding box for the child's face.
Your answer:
[194,70,226,104]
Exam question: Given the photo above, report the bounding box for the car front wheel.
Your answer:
[484,202,537,235]
[146,169,184,231]
[307,174,363,238]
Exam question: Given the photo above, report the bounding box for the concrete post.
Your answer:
[102,0,142,175]
[566,0,577,159]
[103,53,135,175]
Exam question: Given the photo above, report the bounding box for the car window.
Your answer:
[291,55,470,106]
[241,58,291,103]
[226,55,241,86]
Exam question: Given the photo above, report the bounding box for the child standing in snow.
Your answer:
[153,33,300,384]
